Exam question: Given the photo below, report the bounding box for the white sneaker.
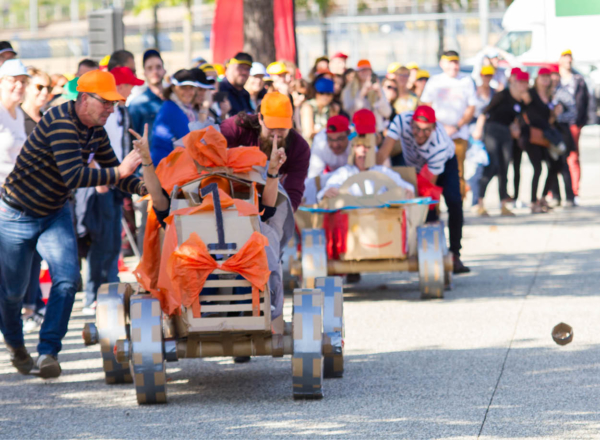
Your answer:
[82,301,97,316]
[574,196,580,206]
[23,312,44,333]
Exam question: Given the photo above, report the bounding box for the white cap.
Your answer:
[250,62,267,77]
[0,59,29,77]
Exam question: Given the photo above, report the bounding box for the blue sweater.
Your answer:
[151,100,191,166]
[129,88,164,147]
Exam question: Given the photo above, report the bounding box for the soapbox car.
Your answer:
[82,131,343,404]
[287,167,453,298]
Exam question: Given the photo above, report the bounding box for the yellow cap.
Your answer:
[441,55,460,62]
[213,64,225,76]
[266,61,288,75]
[561,49,572,57]
[387,62,402,74]
[415,69,430,80]
[99,55,110,67]
[480,65,495,76]
[406,62,419,70]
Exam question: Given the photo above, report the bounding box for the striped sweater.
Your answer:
[3,101,145,216]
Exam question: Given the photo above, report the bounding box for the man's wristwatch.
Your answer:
[267,171,280,179]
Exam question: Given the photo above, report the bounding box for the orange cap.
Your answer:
[260,92,293,129]
[76,70,125,101]
[357,59,372,70]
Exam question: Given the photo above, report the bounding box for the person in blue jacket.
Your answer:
[151,69,214,165]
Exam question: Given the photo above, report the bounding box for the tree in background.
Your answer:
[134,0,195,65]
[242,0,276,66]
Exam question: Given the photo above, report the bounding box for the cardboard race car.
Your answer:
[82,127,343,404]
[287,166,453,298]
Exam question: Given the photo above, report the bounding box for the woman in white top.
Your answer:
[0,59,29,186]
[0,60,43,331]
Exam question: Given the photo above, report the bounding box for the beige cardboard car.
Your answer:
[83,164,344,404]
[289,167,453,298]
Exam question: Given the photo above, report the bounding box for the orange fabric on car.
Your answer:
[183,125,267,172]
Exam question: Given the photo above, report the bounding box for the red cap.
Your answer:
[110,67,144,86]
[538,67,552,76]
[548,63,559,73]
[412,105,436,124]
[516,71,530,82]
[332,52,348,60]
[353,109,376,135]
[326,115,350,133]
[510,67,523,76]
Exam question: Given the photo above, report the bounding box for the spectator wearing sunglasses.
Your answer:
[300,76,340,142]
[21,67,52,135]
[290,78,308,130]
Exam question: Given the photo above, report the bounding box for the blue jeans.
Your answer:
[84,191,122,307]
[23,251,45,312]
[0,201,80,355]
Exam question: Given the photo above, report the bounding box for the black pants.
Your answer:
[512,140,522,199]
[426,155,463,257]
[524,143,547,203]
[480,122,513,201]
[543,123,575,202]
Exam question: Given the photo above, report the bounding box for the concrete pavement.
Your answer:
[1,128,599,439]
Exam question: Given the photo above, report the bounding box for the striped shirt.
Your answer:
[386,111,455,176]
[3,101,145,216]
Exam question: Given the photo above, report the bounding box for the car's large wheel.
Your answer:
[316,276,344,378]
[292,288,324,399]
[301,229,328,289]
[417,224,445,299]
[129,294,167,404]
[96,283,133,384]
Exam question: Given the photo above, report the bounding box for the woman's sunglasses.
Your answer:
[385,85,398,92]
[35,84,51,92]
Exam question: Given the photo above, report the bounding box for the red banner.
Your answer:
[211,0,296,65]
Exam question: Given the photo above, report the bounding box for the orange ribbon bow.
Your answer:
[166,231,271,317]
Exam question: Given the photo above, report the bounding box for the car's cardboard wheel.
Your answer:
[96,283,133,384]
[129,294,167,404]
[417,225,445,299]
[316,277,344,378]
[292,288,324,399]
[301,229,327,289]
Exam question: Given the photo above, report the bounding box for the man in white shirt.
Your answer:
[303,115,353,204]
[318,109,414,201]
[420,50,476,199]
[377,105,469,274]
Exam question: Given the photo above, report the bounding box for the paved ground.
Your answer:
[1,128,599,439]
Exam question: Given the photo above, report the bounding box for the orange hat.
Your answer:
[76,70,125,101]
[357,59,371,70]
[260,92,293,129]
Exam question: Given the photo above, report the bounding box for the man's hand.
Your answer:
[444,125,458,137]
[323,187,340,198]
[267,134,287,176]
[405,189,415,199]
[118,149,142,179]
[128,124,151,165]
